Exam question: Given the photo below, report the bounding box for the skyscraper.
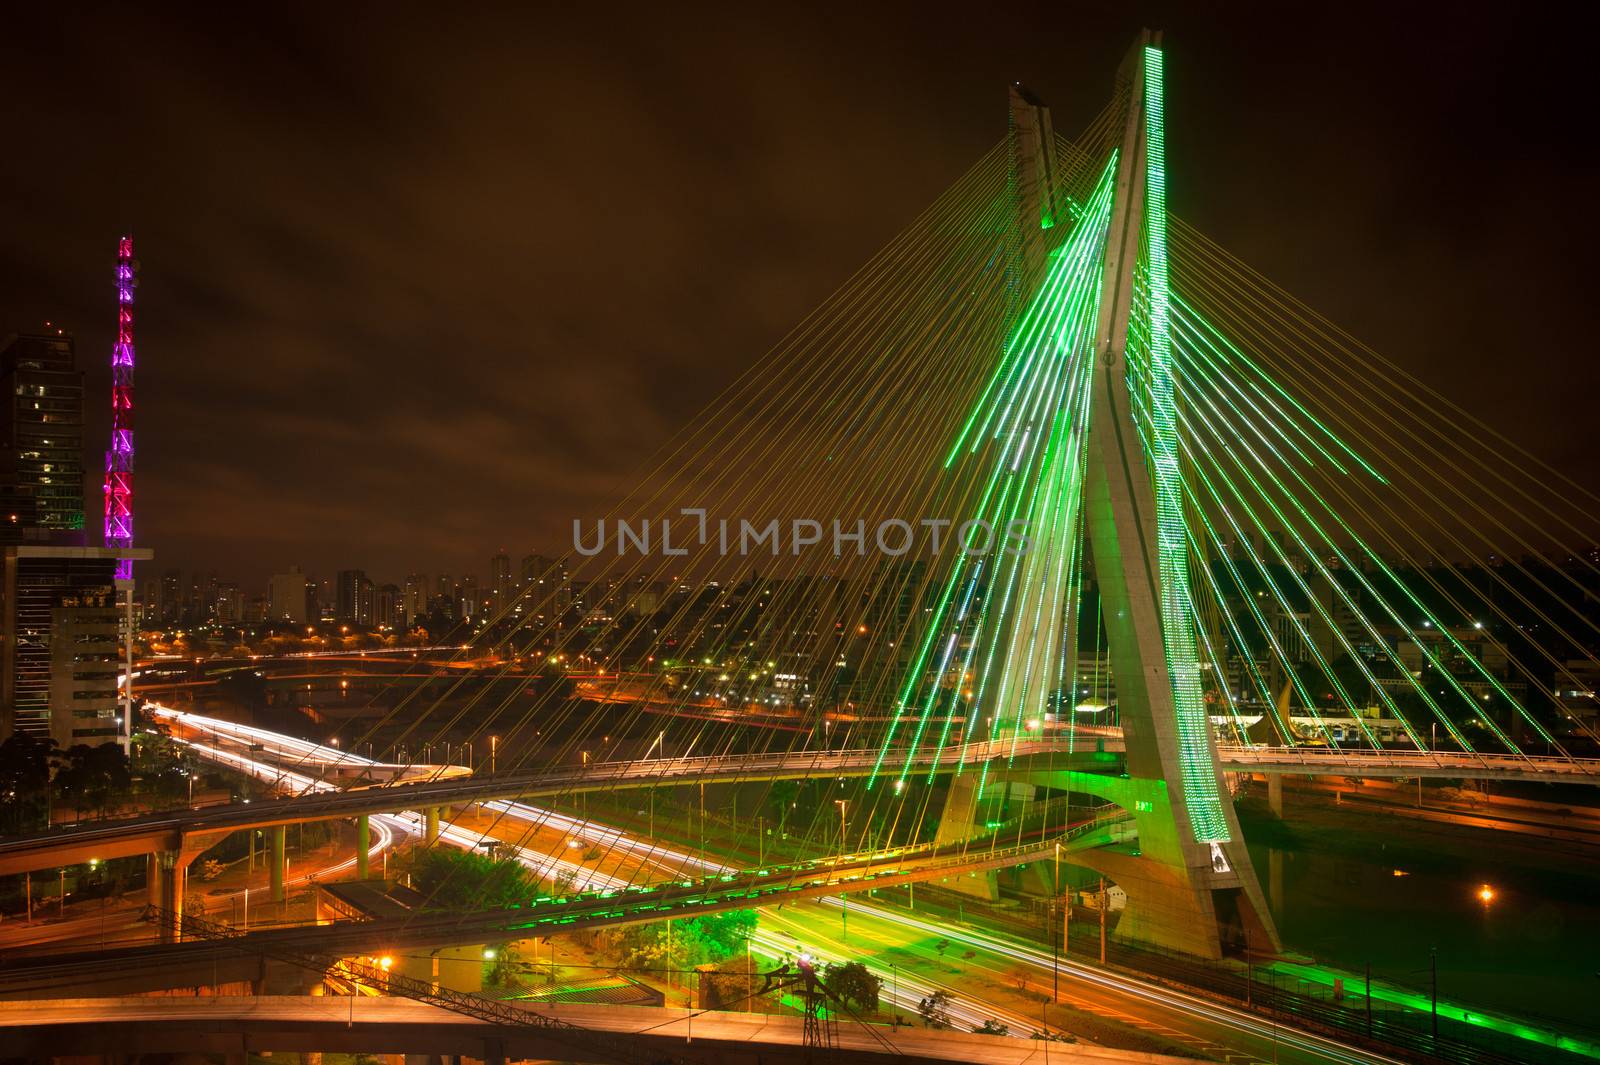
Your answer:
[490,551,511,613]
[375,583,403,629]
[0,332,87,541]
[268,565,310,624]
[335,569,373,625]
[404,573,430,626]
[434,573,454,619]
[160,568,182,625]
[0,334,149,746]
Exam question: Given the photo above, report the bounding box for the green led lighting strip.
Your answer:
[1141,46,1229,844]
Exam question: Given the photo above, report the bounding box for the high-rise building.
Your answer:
[160,568,182,625]
[460,574,479,619]
[375,583,403,629]
[0,258,151,748]
[139,576,160,625]
[214,581,241,623]
[1,544,149,746]
[199,571,219,623]
[431,573,456,619]
[0,332,87,541]
[490,552,511,613]
[335,569,374,626]
[404,573,430,626]
[268,565,311,624]
[358,574,374,625]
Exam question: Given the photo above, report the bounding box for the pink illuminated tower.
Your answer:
[104,235,136,578]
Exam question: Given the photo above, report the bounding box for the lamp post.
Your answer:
[1052,841,1061,1000]
[834,799,848,942]
[490,735,498,773]
[1430,947,1438,1043]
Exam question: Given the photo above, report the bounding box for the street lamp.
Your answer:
[490,735,498,773]
[834,799,848,942]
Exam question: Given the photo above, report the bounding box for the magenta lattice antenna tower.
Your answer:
[105,235,136,578]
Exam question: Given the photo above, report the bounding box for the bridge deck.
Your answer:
[1,739,1593,877]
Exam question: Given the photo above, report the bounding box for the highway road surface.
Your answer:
[2,995,1208,1065]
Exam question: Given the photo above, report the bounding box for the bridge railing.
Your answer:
[1216,744,1600,777]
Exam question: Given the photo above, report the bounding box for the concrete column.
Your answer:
[356,815,370,879]
[145,852,162,907]
[1266,773,1284,819]
[270,824,287,903]
[154,849,185,943]
[425,806,440,844]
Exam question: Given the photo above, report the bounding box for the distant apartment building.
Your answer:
[214,581,241,623]
[404,573,430,625]
[160,568,182,624]
[432,573,456,619]
[268,565,312,624]
[336,569,374,626]
[490,552,511,613]
[375,583,403,629]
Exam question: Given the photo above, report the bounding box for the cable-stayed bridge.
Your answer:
[12,30,1600,1064]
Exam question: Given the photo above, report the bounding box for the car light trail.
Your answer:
[815,897,1401,1065]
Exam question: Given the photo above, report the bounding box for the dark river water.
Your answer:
[1247,836,1600,1032]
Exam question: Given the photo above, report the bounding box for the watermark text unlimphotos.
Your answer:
[574,509,1031,558]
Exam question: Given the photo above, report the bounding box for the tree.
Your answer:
[401,848,537,911]
[612,910,756,972]
[483,942,522,987]
[917,990,952,1029]
[974,1019,1010,1036]
[765,779,800,831]
[703,956,767,1011]
[53,743,131,819]
[0,734,57,834]
[822,961,881,1014]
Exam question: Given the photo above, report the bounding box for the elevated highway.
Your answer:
[0,736,1115,876]
[3,718,1596,877]
[0,813,1130,996]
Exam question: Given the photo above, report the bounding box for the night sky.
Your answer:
[2,5,1594,589]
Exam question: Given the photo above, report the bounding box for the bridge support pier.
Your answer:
[270,824,286,903]
[356,815,370,880]
[148,850,185,943]
[932,776,998,901]
[425,806,440,844]
[1266,774,1284,818]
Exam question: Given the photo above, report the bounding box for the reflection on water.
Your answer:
[1248,839,1600,1028]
